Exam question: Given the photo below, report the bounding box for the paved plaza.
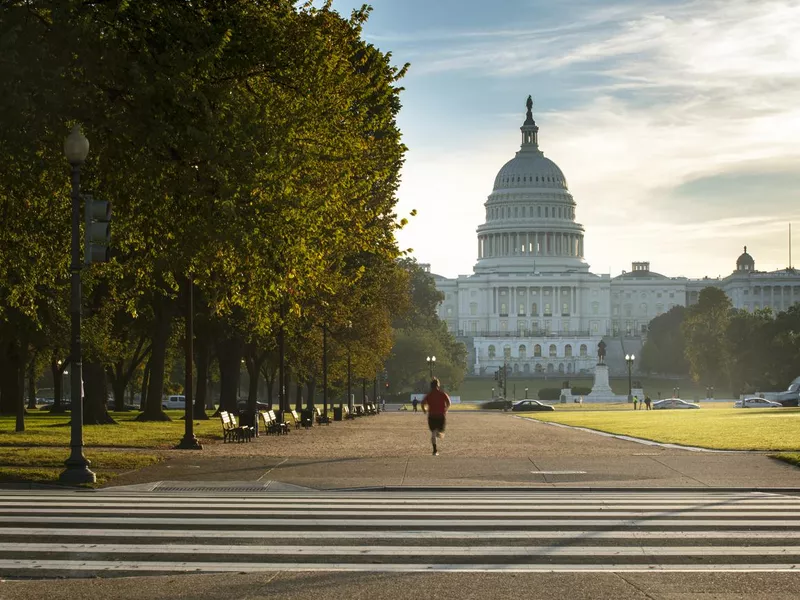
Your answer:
[106,410,800,491]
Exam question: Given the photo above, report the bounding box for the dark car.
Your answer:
[511,400,555,412]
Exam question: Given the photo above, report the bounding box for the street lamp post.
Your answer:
[238,358,245,401]
[178,279,201,449]
[60,124,95,484]
[625,354,635,403]
[491,387,495,398]
[346,321,353,412]
[322,324,328,418]
[426,355,436,378]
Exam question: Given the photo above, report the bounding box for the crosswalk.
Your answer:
[1,489,800,577]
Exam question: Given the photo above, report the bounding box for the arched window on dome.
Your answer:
[537,206,541,217]
[536,176,539,182]
[545,207,549,217]
[549,344,557,358]
[488,345,496,359]
[534,344,542,357]
[565,344,573,357]
[579,344,588,357]
[519,345,527,359]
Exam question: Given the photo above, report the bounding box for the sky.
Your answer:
[328,0,800,279]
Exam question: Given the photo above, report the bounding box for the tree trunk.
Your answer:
[26,352,37,410]
[83,361,116,425]
[51,357,65,413]
[108,362,128,411]
[137,297,173,422]
[295,379,303,411]
[193,338,210,419]
[261,362,277,410]
[140,356,151,411]
[0,340,21,415]
[306,377,316,410]
[245,349,266,412]
[216,335,243,414]
[15,341,27,431]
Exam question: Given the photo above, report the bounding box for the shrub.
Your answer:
[537,388,561,400]
[571,386,591,396]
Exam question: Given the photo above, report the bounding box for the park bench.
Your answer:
[365,403,377,415]
[315,407,330,425]
[269,409,290,435]
[355,405,365,417]
[220,411,252,443]
[289,409,306,430]
[343,405,356,420]
[260,410,289,435]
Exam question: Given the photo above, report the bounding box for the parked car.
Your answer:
[776,376,800,407]
[652,399,700,410]
[162,395,186,410]
[511,400,555,412]
[734,397,782,408]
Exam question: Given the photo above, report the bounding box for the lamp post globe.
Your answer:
[426,355,436,378]
[64,124,89,165]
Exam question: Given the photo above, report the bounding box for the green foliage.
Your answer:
[640,306,689,376]
[537,388,562,400]
[681,287,732,386]
[384,260,466,395]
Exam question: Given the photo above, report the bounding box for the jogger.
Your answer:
[422,378,451,456]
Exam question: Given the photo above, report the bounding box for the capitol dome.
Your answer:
[474,96,588,275]
[493,154,568,191]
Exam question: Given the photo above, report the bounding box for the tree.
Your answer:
[640,306,689,376]
[681,287,732,386]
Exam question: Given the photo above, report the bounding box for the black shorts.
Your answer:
[428,415,446,432]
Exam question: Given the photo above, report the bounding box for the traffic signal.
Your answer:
[84,193,111,263]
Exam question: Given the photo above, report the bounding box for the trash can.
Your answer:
[301,409,314,428]
[333,407,344,422]
[239,409,257,436]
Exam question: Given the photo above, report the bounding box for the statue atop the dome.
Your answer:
[526,95,533,117]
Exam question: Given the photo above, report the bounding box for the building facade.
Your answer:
[432,98,800,377]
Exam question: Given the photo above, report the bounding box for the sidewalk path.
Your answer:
[104,412,800,490]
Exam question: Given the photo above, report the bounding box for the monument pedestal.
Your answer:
[586,364,618,403]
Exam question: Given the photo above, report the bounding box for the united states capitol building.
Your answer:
[431,97,800,377]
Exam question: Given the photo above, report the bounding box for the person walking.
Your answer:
[645,395,652,410]
[633,396,638,410]
[412,398,419,412]
[422,378,451,456]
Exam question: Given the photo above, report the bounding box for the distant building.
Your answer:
[432,99,800,377]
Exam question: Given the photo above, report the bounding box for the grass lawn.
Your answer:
[0,447,162,485]
[0,410,222,448]
[0,409,222,486]
[454,376,728,402]
[520,407,800,451]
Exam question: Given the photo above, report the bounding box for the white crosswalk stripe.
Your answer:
[1,489,800,577]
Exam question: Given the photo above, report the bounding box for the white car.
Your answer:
[652,398,700,410]
[734,397,782,408]
[162,395,186,410]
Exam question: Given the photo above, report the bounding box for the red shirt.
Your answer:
[423,389,451,416]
